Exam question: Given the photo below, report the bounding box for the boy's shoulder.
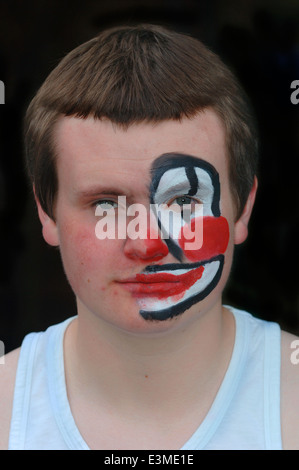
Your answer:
[0,347,20,450]
[280,329,299,450]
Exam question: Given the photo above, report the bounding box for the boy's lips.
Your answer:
[117,265,204,298]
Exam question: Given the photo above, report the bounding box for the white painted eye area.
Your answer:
[153,167,214,217]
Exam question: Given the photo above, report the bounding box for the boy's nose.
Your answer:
[124,228,169,262]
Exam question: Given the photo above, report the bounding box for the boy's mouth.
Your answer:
[117,264,205,298]
[119,255,224,321]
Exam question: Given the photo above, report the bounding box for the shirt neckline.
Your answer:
[47,308,248,450]
[47,316,89,450]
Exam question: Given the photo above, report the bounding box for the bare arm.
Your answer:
[0,348,20,450]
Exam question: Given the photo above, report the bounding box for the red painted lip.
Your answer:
[117,266,204,298]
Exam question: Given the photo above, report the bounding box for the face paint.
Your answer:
[179,216,229,263]
[126,153,229,321]
[141,228,169,261]
[121,265,204,299]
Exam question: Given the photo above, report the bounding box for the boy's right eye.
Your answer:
[95,199,118,209]
[94,199,119,216]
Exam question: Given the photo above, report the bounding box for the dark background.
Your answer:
[1,0,299,353]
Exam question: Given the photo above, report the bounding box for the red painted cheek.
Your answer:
[179,216,230,262]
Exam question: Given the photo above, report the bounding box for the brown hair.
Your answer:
[24,24,258,220]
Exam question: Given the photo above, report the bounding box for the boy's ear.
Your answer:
[34,189,59,247]
[234,176,258,245]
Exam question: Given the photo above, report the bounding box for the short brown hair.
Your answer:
[24,24,258,220]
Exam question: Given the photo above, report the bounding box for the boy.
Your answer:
[1,24,298,450]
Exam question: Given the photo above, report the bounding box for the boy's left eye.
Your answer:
[172,196,193,206]
[168,195,200,208]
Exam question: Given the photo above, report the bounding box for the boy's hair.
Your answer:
[24,24,258,220]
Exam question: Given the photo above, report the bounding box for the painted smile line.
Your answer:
[117,255,222,299]
[138,255,224,321]
[118,265,205,298]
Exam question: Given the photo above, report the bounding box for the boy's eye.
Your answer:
[95,199,118,210]
[168,195,201,208]
[172,196,193,207]
[166,195,203,222]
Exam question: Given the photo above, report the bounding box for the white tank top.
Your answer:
[8,307,282,450]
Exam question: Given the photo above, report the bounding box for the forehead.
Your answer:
[54,110,228,193]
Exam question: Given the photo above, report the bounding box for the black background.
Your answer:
[1,0,299,353]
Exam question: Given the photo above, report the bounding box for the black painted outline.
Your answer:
[140,255,224,321]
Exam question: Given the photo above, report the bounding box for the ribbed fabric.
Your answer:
[8,308,282,450]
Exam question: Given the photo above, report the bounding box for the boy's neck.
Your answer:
[64,302,235,417]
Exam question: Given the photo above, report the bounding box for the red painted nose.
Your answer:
[124,228,169,261]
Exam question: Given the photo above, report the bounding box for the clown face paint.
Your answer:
[131,153,230,321]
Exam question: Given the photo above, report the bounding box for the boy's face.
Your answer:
[39,110,254,335]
